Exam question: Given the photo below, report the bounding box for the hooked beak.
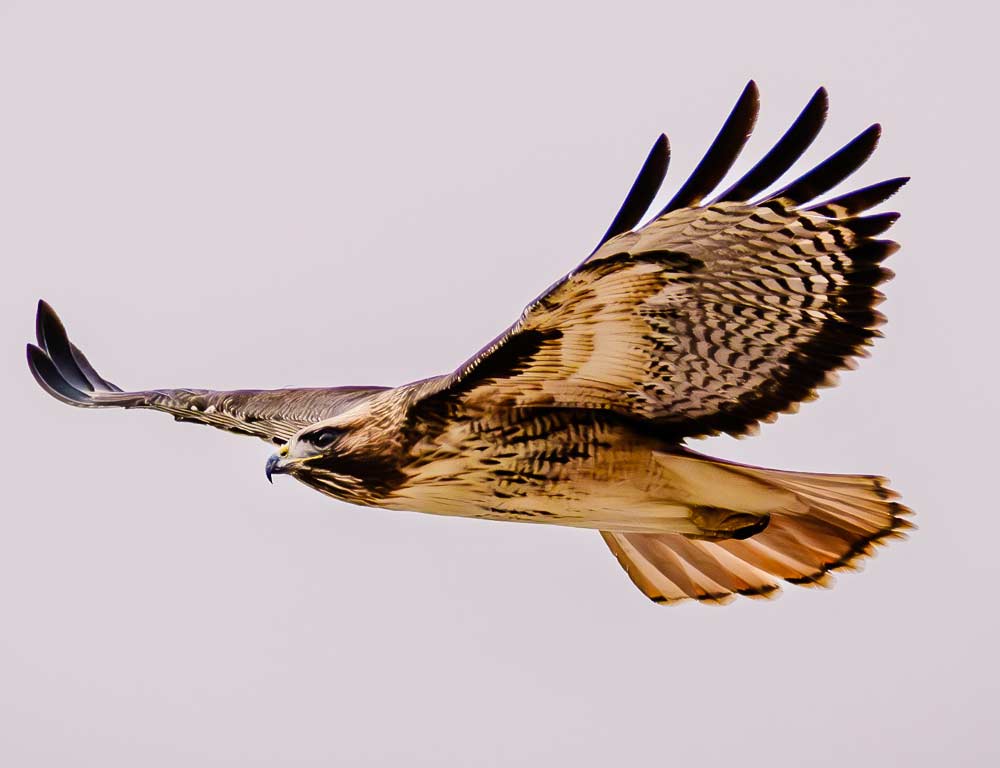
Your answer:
[265,452,286,483]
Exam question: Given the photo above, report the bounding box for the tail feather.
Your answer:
[602,467,912,605]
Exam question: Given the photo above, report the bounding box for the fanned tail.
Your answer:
[602,466,913,605]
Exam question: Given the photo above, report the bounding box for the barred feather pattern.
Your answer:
[412,81,905,442]
[422,199,899,440]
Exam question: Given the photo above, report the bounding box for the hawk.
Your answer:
[28,82,912,604]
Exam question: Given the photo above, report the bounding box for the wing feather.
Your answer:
[412,86,906,440]
[593,133,670,252]
[656,80,760,216]
[808,176,909,217]
[766,123,881,205]
[713,86,828,203]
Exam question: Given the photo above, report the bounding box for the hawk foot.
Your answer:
[688,507,771,541]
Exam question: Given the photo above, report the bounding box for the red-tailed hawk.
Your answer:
[28,82,911,604]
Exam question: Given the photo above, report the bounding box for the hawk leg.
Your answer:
[688,507,771,541]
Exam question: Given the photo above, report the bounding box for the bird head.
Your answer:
[265,402,404,504]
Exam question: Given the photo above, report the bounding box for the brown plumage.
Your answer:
[27,82,912,605]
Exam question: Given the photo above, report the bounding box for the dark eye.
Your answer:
[308,428,341,449]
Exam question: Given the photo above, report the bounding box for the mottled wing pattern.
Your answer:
[415,84,906,439]
[27,301,384,444]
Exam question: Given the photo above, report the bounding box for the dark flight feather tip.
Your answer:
[35,300,95,393]
[767,123,881,206]
[26,343,91,405]
[808,176,910,217]
[593,133,670,252]
[841,212,900,238]
[70,342,123,392]
[713,87,829,203]
[655,80,760,217]
[34,299,48,350]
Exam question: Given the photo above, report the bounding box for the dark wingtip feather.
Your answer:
[70,342,122,392]
[594,133,670,252]
[656,81,760,216]
[35,299,52,349]
[35,300,95,393]
[808,176,910,217]
[27,343,93,405]
[842,212,900,238]
[769,123,882,206]
[34,300,122,393]
[714,86,829,203]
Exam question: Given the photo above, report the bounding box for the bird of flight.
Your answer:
[28,82,912,604]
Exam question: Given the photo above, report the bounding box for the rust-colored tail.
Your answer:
[602,467,913,605]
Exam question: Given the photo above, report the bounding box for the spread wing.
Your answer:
[412,82,907,439]
[27,301,385,444]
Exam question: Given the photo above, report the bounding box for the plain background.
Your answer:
[2,1,997,765]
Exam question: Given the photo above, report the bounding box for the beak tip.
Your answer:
[265,453,280,484]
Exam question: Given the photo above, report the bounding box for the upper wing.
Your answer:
[27,301,385,444]
[412,83,907,440]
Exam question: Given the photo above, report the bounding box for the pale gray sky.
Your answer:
[2,1,998,765]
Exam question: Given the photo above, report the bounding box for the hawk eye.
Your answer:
[308,428,341,449]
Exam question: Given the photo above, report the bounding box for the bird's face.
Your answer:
[267,416,362,492]
[267,422,347,479]
[265,408,404,504]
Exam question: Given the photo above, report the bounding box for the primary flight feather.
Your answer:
[28,82,912,604]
